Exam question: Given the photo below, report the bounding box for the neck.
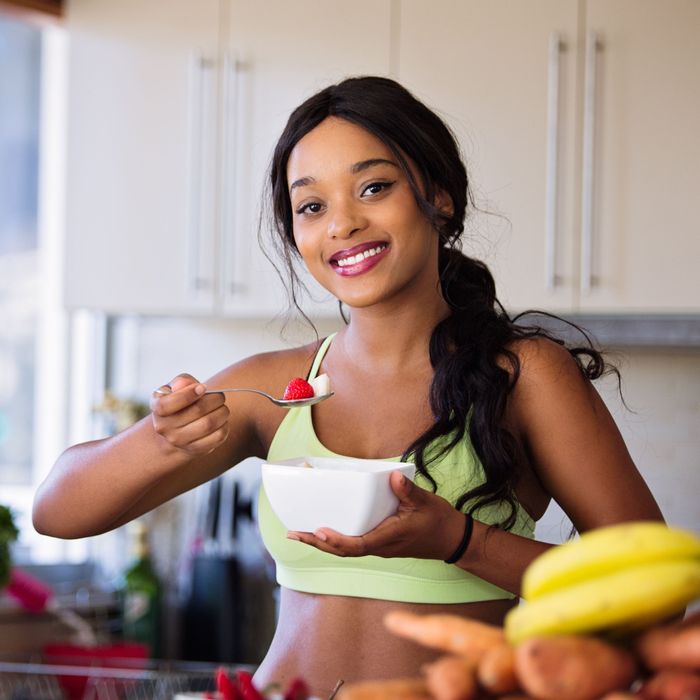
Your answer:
[338,286,451,374]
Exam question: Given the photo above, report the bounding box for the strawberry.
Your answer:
[235,670,265,700]
[282,377,314,401]
[215,667,243,700]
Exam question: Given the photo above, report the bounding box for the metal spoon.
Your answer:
[154,386,333,408]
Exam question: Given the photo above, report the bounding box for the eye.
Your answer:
[361,181,395,197]
[295,201,324,216]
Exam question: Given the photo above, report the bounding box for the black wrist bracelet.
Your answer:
[444,512,474,564]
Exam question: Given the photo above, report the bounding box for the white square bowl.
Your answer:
[261,456,416,536]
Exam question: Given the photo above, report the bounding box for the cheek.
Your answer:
[292,226,316,262]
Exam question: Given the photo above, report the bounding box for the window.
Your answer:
[0,12,72,562]
[0,16,41,486]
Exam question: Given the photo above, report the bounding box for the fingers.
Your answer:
[158,402,230,446]
[287,529,370,557]
[171,410,231,455]
[151,374,206,414]
[286,515,403,557]
[391,470,413,498]
[150,373,230,455]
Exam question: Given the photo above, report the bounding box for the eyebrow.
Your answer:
[351,158,398,174]
[289,158,399,193]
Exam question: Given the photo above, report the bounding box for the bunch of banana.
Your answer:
[505,521,700,644]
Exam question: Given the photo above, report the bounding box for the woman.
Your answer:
[33,77,662,696]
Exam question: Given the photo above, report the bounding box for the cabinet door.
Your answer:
[398,0,579,314]
[64,0,220,314]
[578,0,700,312]
[221,0,393,318]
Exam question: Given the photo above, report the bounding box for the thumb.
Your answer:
[390,470,420,504]
[169,373,201,392]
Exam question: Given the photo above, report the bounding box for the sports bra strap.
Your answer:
[306,333,336,381]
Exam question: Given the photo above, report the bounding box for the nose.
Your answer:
[326,201,368,239]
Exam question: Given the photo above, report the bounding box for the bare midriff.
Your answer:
[252,588,516,698]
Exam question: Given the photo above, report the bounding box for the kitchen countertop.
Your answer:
[513,314,700,348]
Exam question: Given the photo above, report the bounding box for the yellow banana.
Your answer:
[506,558,700,644]
[523,522,700,600]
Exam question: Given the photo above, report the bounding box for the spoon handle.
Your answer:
[204,388,273,398]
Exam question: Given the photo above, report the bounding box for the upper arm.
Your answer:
[508,338,663,533]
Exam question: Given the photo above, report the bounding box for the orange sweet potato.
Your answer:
[638,669,700,700]
[422,655,478,700]
[635,612,700,671]
[514,635,637,700]
[476,643,519,695]
[384,611,505,662]
[337,678,431,700]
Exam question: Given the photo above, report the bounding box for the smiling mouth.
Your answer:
[331,243,388,268]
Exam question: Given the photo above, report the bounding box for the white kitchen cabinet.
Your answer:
[398,0,700,314]
[221,0,394,316]
[64,0,222,315]
[63,0,392,317]
[578,0,700,312]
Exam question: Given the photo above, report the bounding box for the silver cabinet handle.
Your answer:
[220,53,243,301]
[186,53,216,297]
[580,32,599,295]
[544,32,562,290]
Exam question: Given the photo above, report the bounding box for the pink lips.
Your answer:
[330,241,389,277]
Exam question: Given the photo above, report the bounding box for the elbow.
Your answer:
[31,485,49,536]
[32,487,79,540]
[31,492,58,538]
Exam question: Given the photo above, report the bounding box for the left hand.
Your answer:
[287,471,466,560]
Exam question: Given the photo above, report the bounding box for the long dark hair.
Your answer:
[264,76,618,529]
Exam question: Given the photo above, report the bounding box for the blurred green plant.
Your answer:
[0,505,19,589]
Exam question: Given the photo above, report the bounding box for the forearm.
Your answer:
[32,417,191,539]
[454,519,554,597]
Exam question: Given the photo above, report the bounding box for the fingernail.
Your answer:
[286,533,300,541]
[314,530,328,542]
[398,473,406,485]
[195,384,206,395]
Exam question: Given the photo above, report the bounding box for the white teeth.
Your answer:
[336,245,386,267]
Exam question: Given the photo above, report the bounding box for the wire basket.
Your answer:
[0,659,239,700]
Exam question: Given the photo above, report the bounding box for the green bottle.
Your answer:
[121,520,161,658]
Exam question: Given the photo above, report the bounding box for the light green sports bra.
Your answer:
[257,334,535,603]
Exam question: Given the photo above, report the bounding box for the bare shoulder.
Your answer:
[509,335,588,392]
[501,334,600,446]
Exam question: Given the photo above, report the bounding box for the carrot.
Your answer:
[383,611,505,662]
[422,655,477,700]
[638,669,700,700]
[336,678,430,700]
[514,635,637,700]
[476,643,519,695]
[635,612,700,671]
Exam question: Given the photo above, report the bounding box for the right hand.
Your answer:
[150,373,230,456]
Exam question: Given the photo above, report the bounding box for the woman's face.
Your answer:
[286,117,442,310]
